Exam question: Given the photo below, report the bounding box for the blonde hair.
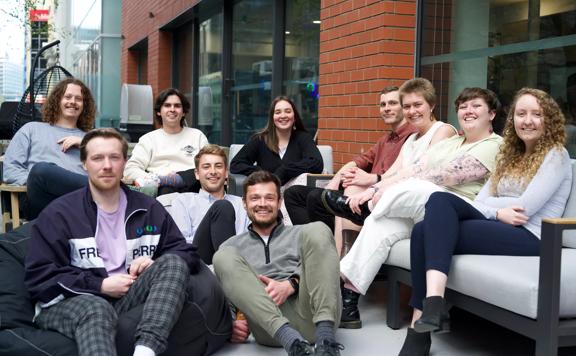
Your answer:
[490,88,566,193]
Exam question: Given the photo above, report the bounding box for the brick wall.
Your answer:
[121,0,201,96]
[318,0,417,169]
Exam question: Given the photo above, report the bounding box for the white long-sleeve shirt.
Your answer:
[123,127,208,181]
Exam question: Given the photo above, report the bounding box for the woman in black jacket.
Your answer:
[231,96,323,185]
[231,96,323,224]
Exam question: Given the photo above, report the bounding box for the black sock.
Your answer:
[315,320,336,345]
[275,323,305,351]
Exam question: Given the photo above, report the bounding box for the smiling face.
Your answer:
[457,97,495,139]
[84,137,126,193]
[59,84,84,122]
[379,91,404,127]
[273,100,295,134]
[243,182,281,234]
[195,153,227,195]
[158,94,184,130]
[402,92,434,133]
[513,94,545,153]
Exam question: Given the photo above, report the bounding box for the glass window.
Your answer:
[199,14,223,143]
[231,0,274,143]
[420,0,576,156]
[284,0,321,136]
[174,22,194,118]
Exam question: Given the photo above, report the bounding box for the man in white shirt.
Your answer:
[170,144,249,264]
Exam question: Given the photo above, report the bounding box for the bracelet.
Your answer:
[370,185,379,193]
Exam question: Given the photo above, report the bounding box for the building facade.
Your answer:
[54,0,122,128]
[0,59,25,102]
[121,0,576,167]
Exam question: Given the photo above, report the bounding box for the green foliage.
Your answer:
[0,0,60,38]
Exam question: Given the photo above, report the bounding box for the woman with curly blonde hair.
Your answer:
[399,88,572,356]
[3,78,96,219]
[490,87,566,193]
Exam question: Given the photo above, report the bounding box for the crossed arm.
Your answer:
[347,154,489,212]
[411,154,488,187]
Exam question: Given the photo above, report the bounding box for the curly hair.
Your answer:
[254,96,306,153]
[42,78,96,132]
[490,88,566,193]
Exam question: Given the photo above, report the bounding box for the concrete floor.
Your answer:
[213,280,576,356]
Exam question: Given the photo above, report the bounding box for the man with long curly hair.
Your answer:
[3,77,95,219]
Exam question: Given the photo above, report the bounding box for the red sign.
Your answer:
[29,9,49,22]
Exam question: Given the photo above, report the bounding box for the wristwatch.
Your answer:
[289,276,300,294]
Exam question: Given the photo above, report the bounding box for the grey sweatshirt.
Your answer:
[3,122,86,185]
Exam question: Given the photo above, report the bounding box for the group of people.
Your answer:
[284,79,571,355]
[3,74,571,356]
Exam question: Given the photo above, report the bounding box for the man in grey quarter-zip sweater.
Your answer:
[214,170,344,356]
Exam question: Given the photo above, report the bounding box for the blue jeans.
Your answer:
[26,162,88,219]
[409,192,540,310]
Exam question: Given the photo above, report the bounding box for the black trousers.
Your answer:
[283,185,335,232]
[193,199,237,265]
[157,169,201,196]
[410,192,540,310]
[116,262,232,355]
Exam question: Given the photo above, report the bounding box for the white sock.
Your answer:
[133,345,156,356]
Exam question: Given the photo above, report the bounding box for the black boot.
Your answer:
[398,328,431,356]
[414,296,450,333]
[339,286,362,329]
[321,190,370,226]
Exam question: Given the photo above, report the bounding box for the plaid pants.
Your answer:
[35,254,189,356]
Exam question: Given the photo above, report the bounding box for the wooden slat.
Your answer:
[542,217,576,225]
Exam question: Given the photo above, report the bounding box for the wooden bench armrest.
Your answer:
[0,184,27,193]
[541,217,576,225]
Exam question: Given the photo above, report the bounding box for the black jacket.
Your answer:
[24,184,199,304]
[230,130,323,185]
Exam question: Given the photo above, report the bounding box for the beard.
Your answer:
[247,207,278,230]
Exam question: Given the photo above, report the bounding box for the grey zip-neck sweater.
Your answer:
[220,219,307,280]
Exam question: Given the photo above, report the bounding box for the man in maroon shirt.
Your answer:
[283,86,417,328]
[284,86,415,232]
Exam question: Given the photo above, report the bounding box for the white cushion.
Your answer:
[386,241,576,319]
[447,250,576,319]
